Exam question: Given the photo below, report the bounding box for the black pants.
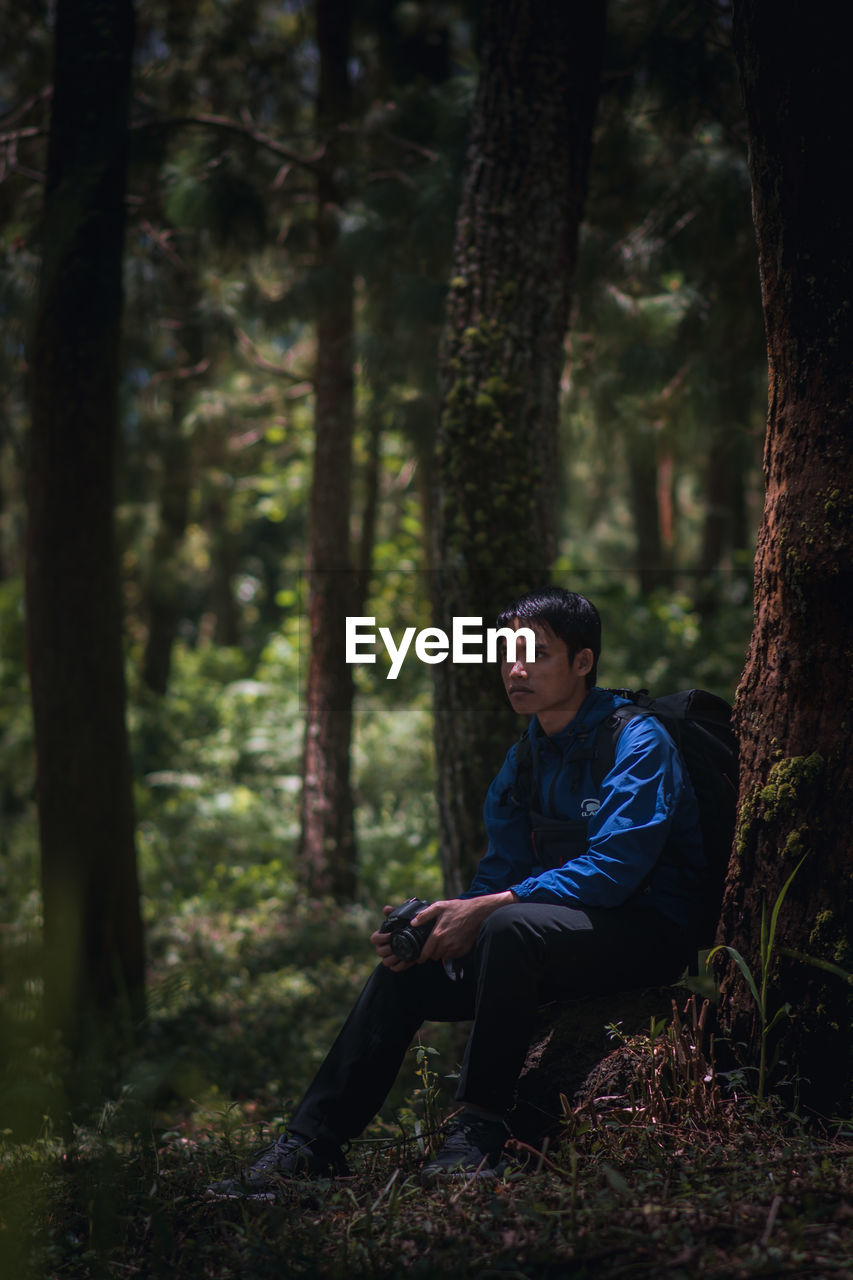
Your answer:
[290,902,692,1147]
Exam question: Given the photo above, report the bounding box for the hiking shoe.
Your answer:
[206,1132,349,1200]
[419,1111,509,1185]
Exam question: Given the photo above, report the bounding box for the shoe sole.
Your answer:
[205,1187,278,1202]
[419,1160,506,1187]
[205,1167,351,1201]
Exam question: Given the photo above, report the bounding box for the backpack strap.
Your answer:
[503,728,534,808]
[589,702,654,792]
[507,701,648,811]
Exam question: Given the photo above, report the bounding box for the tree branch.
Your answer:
[132,111,326,173]
[234,327,313,388]
[0,86,51,127]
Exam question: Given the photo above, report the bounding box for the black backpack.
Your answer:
[510,688,739,946]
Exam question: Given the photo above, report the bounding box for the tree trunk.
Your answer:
[206,487,241,648]
[430,0,605,894]
[699,427,735,580]
[352,392,382,622]
[0,432,7,583]
[26,0,144,1060]
[694,418,738,618]
[627,422,668,597]
[718,0,853,1115]
[142,252,203,694]
[298,0,357,902]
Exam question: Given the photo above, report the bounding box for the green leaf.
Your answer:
[763,1003,791,1038]
[760,898,769,969]
[707,944,761,1008]
[602,1163,631,1196]
[778,948,853,984]
[766,854,807,960]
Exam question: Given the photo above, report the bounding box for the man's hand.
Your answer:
[412,893,517,964]
[369,905,417,972]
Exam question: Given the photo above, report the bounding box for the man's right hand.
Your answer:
[369,905,416,971]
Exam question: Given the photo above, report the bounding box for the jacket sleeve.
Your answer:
[460,743,539,898]
[507,716,686,907]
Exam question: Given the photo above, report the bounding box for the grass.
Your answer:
[2,1090,850,1279]
[1,906,851,1280]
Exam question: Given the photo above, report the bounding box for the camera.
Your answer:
[380,897,433,962]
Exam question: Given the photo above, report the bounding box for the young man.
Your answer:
[209,588,705,1197]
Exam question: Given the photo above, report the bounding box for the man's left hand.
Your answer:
[413,892,516,964]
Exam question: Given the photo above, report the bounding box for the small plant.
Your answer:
[405,1038,442,1158]
[707,854,806,1103]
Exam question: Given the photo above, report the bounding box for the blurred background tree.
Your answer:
[430,0,606,893]
[25,0,144,1082]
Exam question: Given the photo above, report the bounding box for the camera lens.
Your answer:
[390,929,421,963]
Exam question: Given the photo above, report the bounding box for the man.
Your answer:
[209,588,705,1197]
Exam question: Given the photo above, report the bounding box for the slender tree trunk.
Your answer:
[352,396,382,621]
[718,0,853,1115]
[0,431,7,583]
[700,428,735,578]
[142,253,202,694]
[431,0,605,894]
[627,423,668,597]
[695,383,756,615]
[26,0,144,1059]
[298,0,357,902]
[207,487,241,647]
[695,420,737,616]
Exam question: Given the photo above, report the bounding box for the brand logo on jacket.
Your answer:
[581,798,601,818]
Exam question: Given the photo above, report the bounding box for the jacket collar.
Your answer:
[528,687,619,747]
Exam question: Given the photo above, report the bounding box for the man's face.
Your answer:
[500,618,593,735]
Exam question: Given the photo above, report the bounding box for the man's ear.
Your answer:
[574,648,594,676]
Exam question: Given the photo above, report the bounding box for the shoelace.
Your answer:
[442,1118,504,1154]
[252,1135,307,1171]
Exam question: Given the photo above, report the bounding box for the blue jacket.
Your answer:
[464,688,706,932]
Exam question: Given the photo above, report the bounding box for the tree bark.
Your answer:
[430,0,605,894]
[298,0,357,902]
[718,0,853,1115]
[26,0,144,1058]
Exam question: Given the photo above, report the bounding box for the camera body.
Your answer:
[380,897,433,962]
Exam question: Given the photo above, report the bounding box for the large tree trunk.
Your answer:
[298,0,357,902]
[430,0,605,894]
[26,0,144,1059]
[718,1,853,1115]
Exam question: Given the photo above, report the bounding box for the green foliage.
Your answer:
[552,568,752,701]
[1,1070,850,1279]
[708,856,808,1103]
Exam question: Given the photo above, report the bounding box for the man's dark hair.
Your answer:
[496,587,602,688]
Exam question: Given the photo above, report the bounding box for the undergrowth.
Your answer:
[1,976,850,1280]
[1,1081,850,1280]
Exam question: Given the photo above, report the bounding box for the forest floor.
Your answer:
[2,1082,851,1279]
[2,900,852,1278]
